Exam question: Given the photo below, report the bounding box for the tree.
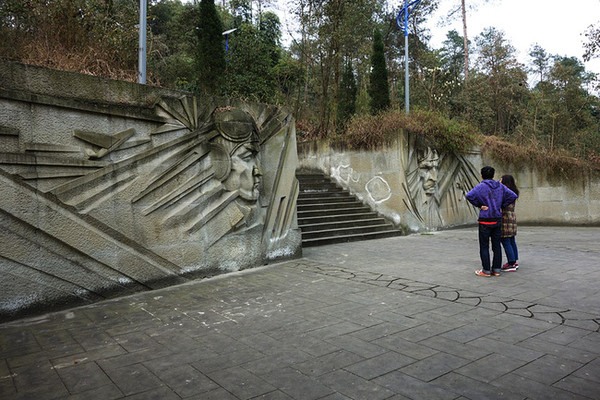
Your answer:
[583,22,600,92]
[537,57,599,155]
[288,0,384,132]
[583,23,600,62]
[258,11,281,67]
[338,60,357,126]
[529,44,549,84]
[460,0,469,81]
[441,30,467,80]
[148,0,198,89]
[369,28,390,114]
[223,21,279,102]
[230,0,253,25]
[468,27,528,136]
[442,1,494,83]
[196,0,226,94]
[434,29,467,114]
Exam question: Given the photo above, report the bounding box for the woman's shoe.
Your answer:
[501,263,518,272]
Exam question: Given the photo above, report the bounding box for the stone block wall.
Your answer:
[0,61,301,321]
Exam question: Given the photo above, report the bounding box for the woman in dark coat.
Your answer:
[500,175,519,272]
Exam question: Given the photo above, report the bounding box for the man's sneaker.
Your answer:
[475,270,491,277]
[491,271,501,276]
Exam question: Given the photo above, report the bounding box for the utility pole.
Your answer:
[404,1,409,114]
[397,0,423,114]
[138,0,147,84]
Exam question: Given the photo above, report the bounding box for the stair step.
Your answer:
[297,207,374,218]
[298,191,354,199]
[299,218,388,232]
[298,196,357,205]
[302,230,402,247]
[298,212,381,225]
[297,201,364,211]
[298,184,343,192]
[301,223,396,240]
[296,172,403,247]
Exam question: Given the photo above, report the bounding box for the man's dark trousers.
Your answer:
[478,221,502,273]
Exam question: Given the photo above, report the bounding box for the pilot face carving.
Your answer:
[223,142,262,201]
[209,107,262,202]
[418,148,439,196]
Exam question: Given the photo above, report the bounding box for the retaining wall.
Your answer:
[297,136,600,231]
[0,61,301,321]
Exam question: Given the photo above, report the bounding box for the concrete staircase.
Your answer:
[296,171,404,247]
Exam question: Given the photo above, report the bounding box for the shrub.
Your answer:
[481,136,595,179]
[331,109,481,155]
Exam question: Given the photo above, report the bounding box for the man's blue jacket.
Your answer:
[466,179,518,222]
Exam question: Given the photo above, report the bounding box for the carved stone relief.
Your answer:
[402,136,480,228]
[0,61,300,320]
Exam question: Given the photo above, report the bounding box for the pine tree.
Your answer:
[369,28,390,114]
[338,60,357,126]
[196,0,226,94]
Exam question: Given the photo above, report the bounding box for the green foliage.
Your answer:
[223,23,277,102]
[3,0,599,172]
[148,0,198,87]
[229,0,252,25]
[529,44,549,83]
[402,109,482,154]
[273,52,304,104]
[459,28,529,136]
[259,11,281,67]
[531,57,600,158]
[196,0,226,94]
[369,28,390,114]
[337,61,357,126]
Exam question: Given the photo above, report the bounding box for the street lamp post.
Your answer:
[138,0,147,84]
[222,28,238,53]
[397,0,423,114]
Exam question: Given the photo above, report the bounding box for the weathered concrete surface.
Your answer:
[298,137,482,232]
[0,60,301,321]
[1,226,598,399]
[298,138,600,232]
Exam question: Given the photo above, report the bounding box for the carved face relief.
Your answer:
[223,142,262,201]
[418,148,439,196]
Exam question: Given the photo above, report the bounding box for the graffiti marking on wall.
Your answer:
[366,176,391,204]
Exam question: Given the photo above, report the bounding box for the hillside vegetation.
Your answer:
[2,0,599,173]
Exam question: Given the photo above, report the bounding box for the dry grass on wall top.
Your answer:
[481,136,599,180]
[329,109,481,155]
[297,109,599,180]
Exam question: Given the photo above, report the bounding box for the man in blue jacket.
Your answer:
[466,166,518,277]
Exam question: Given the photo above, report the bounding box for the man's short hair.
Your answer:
[481,166,495,180]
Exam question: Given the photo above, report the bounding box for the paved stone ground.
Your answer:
[1,226,599,400]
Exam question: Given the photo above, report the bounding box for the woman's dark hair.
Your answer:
[501,174,519,197]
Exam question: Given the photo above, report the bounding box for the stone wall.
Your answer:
[0,61,301,321]
[298,135,600,231]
